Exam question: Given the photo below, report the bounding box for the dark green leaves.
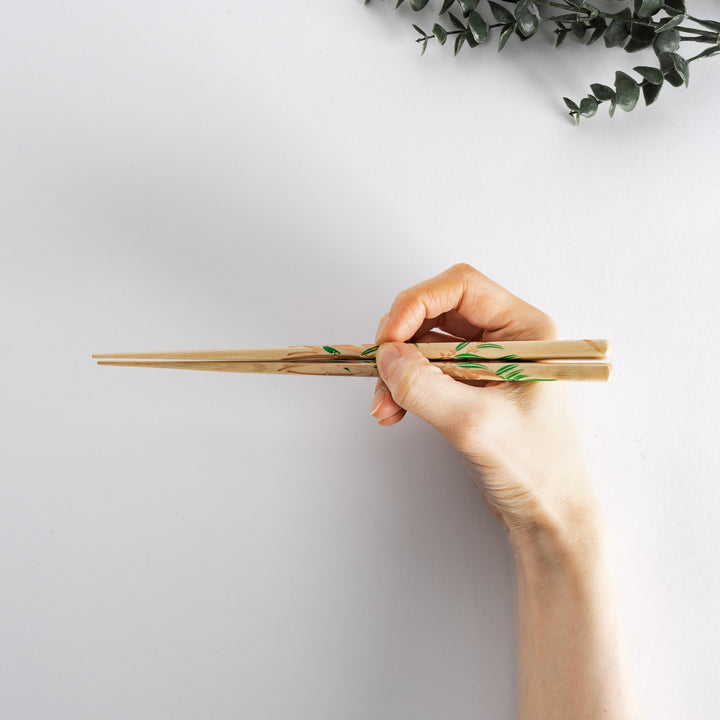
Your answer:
[614,71,640,110]
[590,83,615,101]
[457,0,479,14]
[653,29,680,55]
[514,0,540,38]
[634,0,663,18]
[633,65,663,84]
[432,23,448,44]
[488,1,514,24]
[498,23,514,51]
[468,10,489,43]
[604,10,631,48]
[660,52,689,87]
[408,0,430,10]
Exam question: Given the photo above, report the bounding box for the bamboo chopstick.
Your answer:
[92,338,609,362]
[96,359,611,382]
[93,339,611,382]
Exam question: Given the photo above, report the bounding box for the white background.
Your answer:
[1,1,719,717]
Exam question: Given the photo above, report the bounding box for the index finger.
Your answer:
[375,263,558,344]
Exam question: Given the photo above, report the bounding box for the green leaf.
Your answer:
[624,22,654,53]
[455,341,470,351]
[360,345,379,356]
[457,362,489,370]
[323,346,341,355]
[690,44,720,61]
[409,0,430,10]
[468,10,489,43]
[655,14,686,33]
[653,29,681,55]
[590,83,615,101]
[641,79,662,105]
[488,0,514,24]
[587,18,607,45]
[634,0,662,18]
[440,0,456,14]
[477,342,504,349]
[498,23,514,51]
[455,353,489,360]
[579,95,599,117]
[614,71,640,111]
[514,0,540,38]
[660,52,689,87]
[497,354,517,361]
[457,0,480,14]
[454,31,466,55]
[448,12,466,30]
[396,0,406,6]
[432,23,448,44]
[603,11,631,48]
[412,24,426,36]
[563,97,580,112]
[571,21,587,42]
[663,0,686,16]
[634,65,663,85]
[555,28,568,47]
[420,37,429,54]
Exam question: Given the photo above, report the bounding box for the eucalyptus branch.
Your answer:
[364,0,720,124]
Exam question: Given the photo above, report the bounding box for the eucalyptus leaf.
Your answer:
[571,21,587,41]
[633,65,663,84]
[663,0,687,16]
[556,28,568,47]
[590,83,615,101]
[653,29,681,55]
[579,95,599,117]
[454,31,466,55]
[655,14,686,33]
[498,23,514,50]
[440,0,455,12]
[468,10,489,42]
[457,0,480,15]
[604,11,631,48]
[614,70,640,110]
[515,0,540,37]
[408,0,430,10]
[489,0,514,24]
[634,0,663,18]
[432,23,448,45]
[448,12,466,30]
[563,97,580,111]
[412,24,425,36]
[642,80,663,105]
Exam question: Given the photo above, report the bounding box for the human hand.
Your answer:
[371,263,602,550]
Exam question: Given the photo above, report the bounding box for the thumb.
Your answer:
[376,342,478,438]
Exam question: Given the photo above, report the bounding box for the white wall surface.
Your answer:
[2,1,719,718]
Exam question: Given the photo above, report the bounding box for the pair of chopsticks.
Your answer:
[93,339,611,382]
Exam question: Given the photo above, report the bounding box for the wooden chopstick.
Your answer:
[96,360,612,382]
[92,339,609,362]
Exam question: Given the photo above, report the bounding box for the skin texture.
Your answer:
[371,264,641,719]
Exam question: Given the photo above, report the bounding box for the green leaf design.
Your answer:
[468,10,489,43]
[457,362,489,370]
[497,354,517,360]
[322,346,341,355]
[495,363,519,376]
[489,1,514,24]
[614,71,640,111]
[343,367,351,373]
[455,341,470,351]
[360,345,379,356]
[433,23,448,45]
[478,342,504,349]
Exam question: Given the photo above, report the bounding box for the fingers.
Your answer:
[376,263,558,346]
[373,342,484,441]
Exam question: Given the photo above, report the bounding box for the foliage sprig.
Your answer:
[365,0,720,123]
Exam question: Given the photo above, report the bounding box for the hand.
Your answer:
[371,263,602,550]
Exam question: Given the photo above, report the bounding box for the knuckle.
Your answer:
[450,262,478,278]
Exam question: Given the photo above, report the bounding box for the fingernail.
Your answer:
[371,384,387,416]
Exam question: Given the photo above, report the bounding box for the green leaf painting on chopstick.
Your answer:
[322,346,342,355]
[477,342,504,349]
[360,345,379,356]
[455,341,470,351]
[497,354,517,360]
[457,362,490,370]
